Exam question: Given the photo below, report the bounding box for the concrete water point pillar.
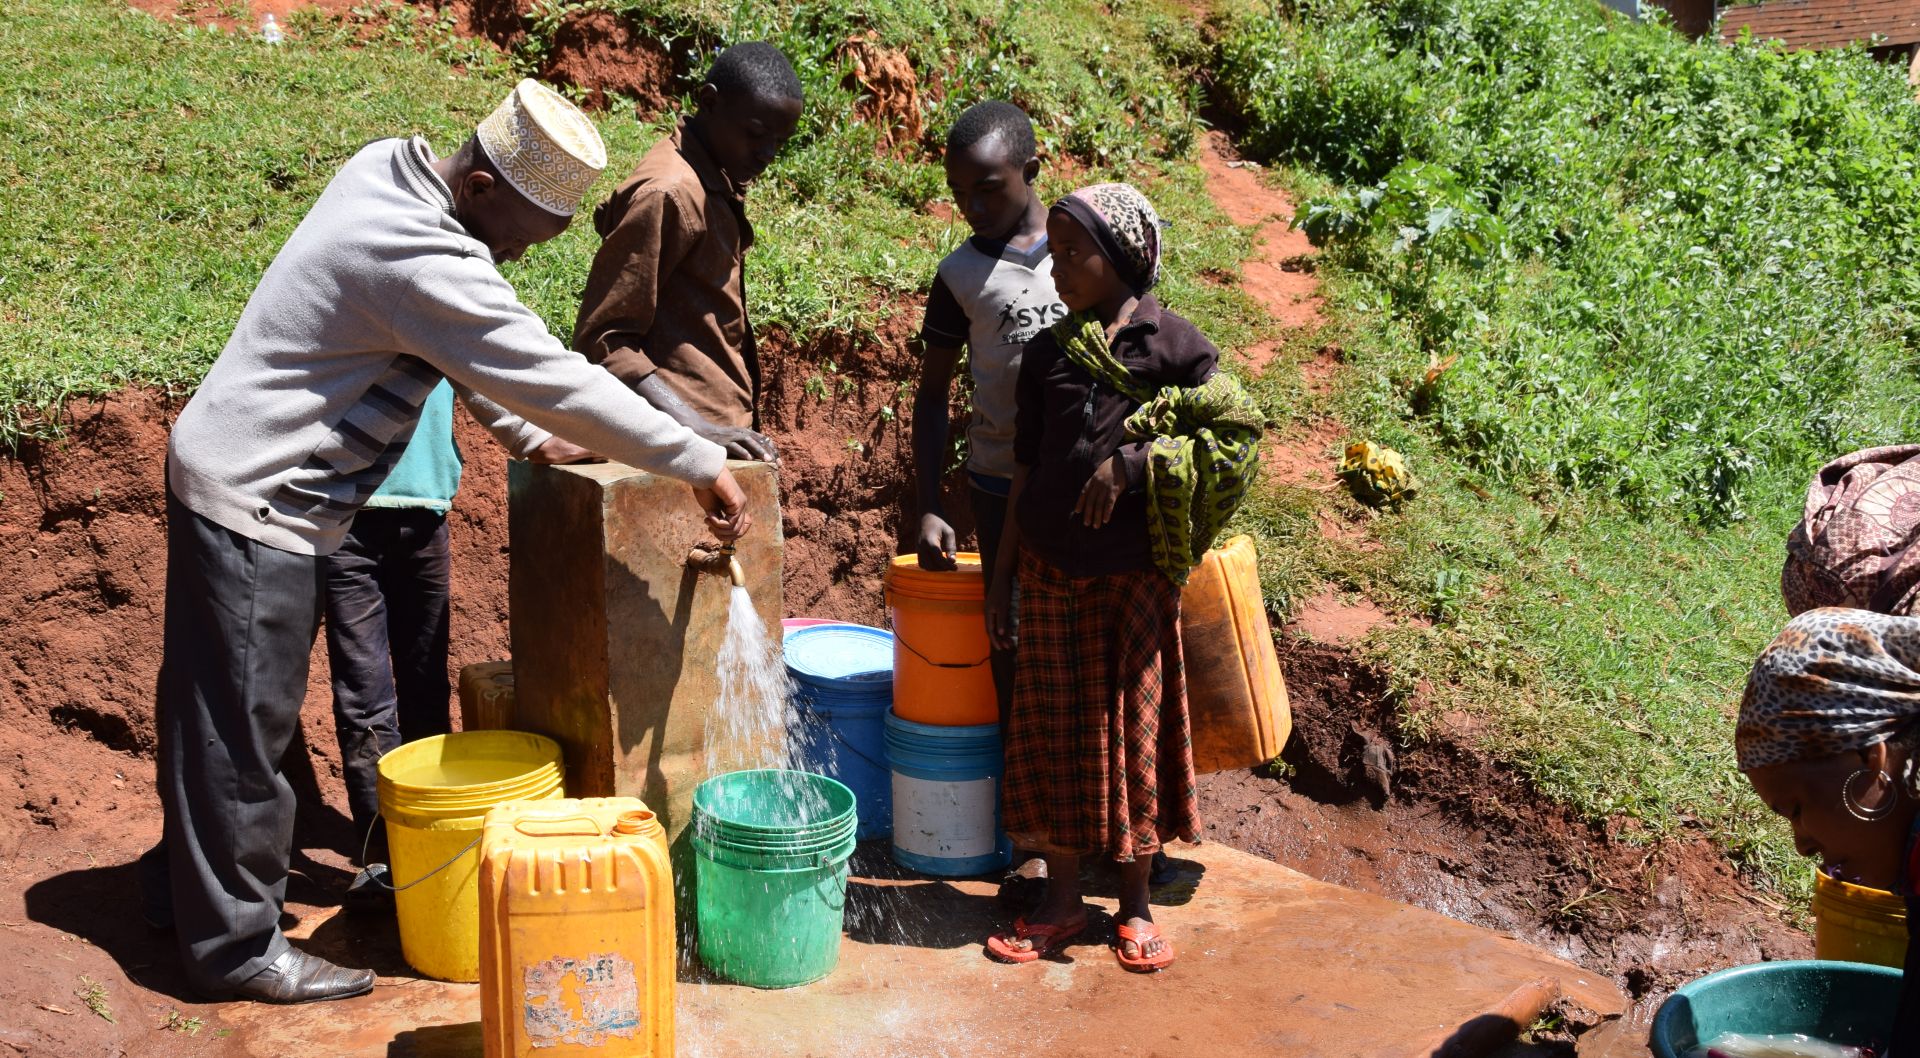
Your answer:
[506,459,784,845]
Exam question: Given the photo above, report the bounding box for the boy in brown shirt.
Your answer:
[573,43,803,461]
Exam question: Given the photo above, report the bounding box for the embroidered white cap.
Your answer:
[475,79,607,216]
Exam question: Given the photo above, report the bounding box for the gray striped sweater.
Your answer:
[168,136,725,556]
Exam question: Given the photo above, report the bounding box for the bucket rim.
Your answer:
[1811,867,1909,908]
[884,553,985,599]
[693,809,859,840]
[379,768,564,803]
[882,710,1000,739]
[793,696,893,718]
[376,732,563,792]
[693,830,858,856]
[377,731,565,823]
[694,832,858,871]
[790,674,894,697]
[783,625,896,683]
[692,810,859,842]
[692,769,857,834]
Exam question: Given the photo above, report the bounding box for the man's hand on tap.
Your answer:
[694,468,752,543]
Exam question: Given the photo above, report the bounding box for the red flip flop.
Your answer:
[985,916,1087,964]
[1113,921,1174,973]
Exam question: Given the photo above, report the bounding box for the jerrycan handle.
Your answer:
[512,814,604,838]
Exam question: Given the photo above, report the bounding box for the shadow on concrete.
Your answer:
[842,877,1005,950]
[388,1020,481,1058]
[305,904,415,980]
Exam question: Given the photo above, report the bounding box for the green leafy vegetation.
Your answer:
[1225,0,1920,525]
[1215,0,1920,893]
[0,0,1259,444]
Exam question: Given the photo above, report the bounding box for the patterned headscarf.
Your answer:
[1736,608,1920,769]
[1053,183,1163,293]
[1783,445,1920,617]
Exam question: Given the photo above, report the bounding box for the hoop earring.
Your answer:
[1842,768,1897,822]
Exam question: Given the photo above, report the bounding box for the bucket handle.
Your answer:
[892,628,990,670]
[512,814,604,838]
[358,811,480,892]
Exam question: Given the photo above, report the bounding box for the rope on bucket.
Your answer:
[892,630,990,670]
[358,812,482,892]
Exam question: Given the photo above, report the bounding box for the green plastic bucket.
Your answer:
[1650,960,1902,1058]
[692,769,858,989]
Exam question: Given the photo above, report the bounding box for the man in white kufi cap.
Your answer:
[140,79,751,1004]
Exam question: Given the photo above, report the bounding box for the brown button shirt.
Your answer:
[1012,296,1219,578]
[573,121,759,430]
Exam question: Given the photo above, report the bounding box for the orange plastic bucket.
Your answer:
[884,554,996,726]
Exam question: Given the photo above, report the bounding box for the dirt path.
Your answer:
[1196,130,1324,374]
[1186,128,1810,1026]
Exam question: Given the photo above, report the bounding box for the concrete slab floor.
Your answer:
[217,842,1625,1058]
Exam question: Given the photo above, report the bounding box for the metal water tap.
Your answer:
[688,543,746,587]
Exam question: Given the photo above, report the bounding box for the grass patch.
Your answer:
[74,975,113,1023]
[1208,0,1920,899]
[0,0,1262,445]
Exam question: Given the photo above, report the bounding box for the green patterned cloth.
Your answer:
[1054,312,1265,585]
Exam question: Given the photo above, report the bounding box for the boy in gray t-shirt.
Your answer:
[906,101,1059,721]
[912,102,1064,721]
[913,102,1062,910]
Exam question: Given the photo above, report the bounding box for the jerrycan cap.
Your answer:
[613,809,656,835]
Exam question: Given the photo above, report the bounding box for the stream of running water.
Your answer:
[706,584,794,776]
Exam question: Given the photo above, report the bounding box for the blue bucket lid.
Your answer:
[784,624,894,691]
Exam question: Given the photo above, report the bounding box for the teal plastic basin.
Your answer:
[1650,960,1903,1058]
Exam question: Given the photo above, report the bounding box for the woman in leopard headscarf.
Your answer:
[981,183,1260,974]
[1739,607,1920,1054]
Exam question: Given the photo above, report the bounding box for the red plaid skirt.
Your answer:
[1001,551,1200,861]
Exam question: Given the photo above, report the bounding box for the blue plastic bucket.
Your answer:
[785,624,894,840]
[883,710,1012,876]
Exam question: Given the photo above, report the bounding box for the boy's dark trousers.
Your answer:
[323,507,453,865]
[969,484,1017,719]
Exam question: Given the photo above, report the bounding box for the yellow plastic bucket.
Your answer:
[1812,869,1907,968]
[884,553,996,727]
[377,731,564,982]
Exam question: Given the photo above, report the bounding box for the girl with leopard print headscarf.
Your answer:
[1740,607,1920,1055]
[981,183,1259,975]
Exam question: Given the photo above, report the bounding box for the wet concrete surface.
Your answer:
[209,840,1624,1058]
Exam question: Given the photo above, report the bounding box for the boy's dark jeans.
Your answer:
[323,507,453,864]
[969,484,1017,723]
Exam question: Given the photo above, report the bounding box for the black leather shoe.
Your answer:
[215,948,375,1004]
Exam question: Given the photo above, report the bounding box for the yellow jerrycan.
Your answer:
[1180,535,1292,773]
[479,797,675,1058]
